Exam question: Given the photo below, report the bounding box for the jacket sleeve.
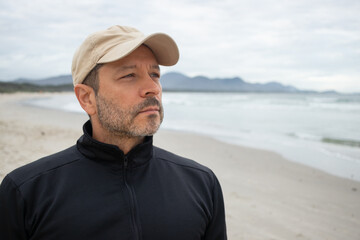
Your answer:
[0,175,28,240]
[203,175,227,240]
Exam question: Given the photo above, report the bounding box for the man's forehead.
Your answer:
[119,65,160,70]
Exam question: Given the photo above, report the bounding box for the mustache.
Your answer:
[134,98,162,113]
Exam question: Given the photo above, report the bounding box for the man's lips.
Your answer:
[138,107,160,114]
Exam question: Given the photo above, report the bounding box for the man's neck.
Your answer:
[92,125,144,155]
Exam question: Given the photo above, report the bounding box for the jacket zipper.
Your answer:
[123,156,140,240]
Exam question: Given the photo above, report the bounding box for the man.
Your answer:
[0,25,227,240]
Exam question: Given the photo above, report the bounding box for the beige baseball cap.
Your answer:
[71,25,179,86]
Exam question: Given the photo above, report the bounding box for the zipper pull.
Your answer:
[124,156,128,168]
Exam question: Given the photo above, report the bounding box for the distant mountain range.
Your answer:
[2,72,340,94]
[161,72,302,93]
[13,75,73,86]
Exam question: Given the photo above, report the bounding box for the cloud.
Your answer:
[0,0,359,92]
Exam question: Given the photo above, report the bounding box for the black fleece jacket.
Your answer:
[0,121,227,240]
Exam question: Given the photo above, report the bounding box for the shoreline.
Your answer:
[1,92,360,239]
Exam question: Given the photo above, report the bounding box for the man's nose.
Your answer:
[140,75,161,98]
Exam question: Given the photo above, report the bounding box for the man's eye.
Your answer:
[121,73,135,79]
[150,73,160,78]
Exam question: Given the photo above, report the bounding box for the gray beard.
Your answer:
[96,94,164,138]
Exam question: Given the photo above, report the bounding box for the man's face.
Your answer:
[95,45,163,138]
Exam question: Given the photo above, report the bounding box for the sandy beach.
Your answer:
[1,92,359,240]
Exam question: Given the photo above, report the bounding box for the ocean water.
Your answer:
[26,92,360,181]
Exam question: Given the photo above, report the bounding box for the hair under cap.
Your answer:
[71,25,179,86]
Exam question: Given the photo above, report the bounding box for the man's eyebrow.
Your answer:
[151,65,160,70]
[112,64,160,78]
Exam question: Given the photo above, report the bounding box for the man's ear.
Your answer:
[74,84,97,116]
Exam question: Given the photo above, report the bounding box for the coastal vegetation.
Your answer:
[0,82,73,93]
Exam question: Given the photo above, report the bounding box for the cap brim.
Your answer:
[98,33,179,66]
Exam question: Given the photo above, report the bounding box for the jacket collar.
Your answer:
[77,120,153,168]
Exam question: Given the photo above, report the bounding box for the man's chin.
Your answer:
[131,127,160,137]
[130,120,161,136]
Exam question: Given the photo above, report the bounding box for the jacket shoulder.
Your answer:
[153,146,215,176]
[6,145,81,188]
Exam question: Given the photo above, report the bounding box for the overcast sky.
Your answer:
[0,0,359,92]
